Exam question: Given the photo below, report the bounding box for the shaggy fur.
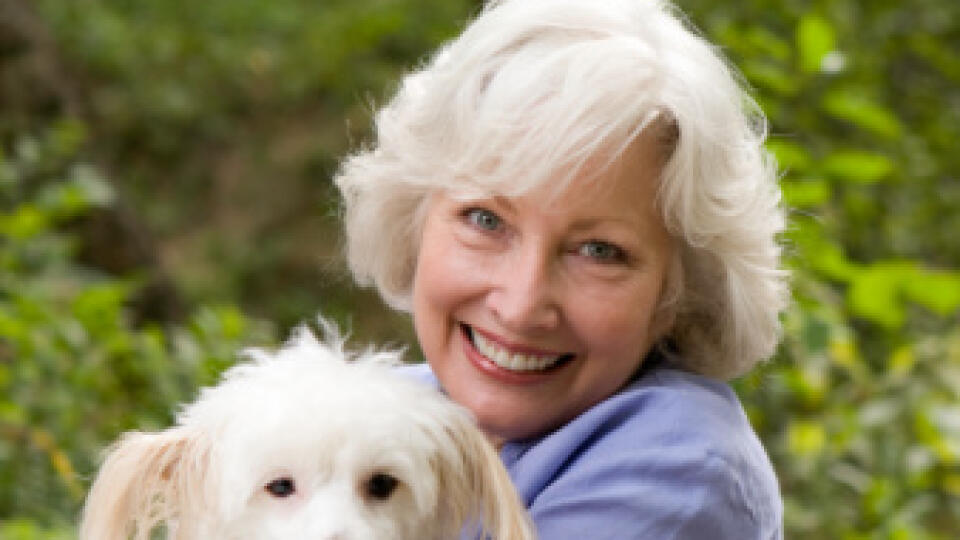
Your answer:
[80,324,534,540]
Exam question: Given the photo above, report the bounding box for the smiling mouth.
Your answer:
[462,325,574,372]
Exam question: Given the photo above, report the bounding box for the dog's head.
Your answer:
[80,325,533,540]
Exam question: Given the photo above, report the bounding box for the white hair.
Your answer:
[335,0,789,379]
[80,321,534,540]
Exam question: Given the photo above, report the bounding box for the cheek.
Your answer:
[413,231,491,317]
[412,239,462,356]
[572,291,660,357]
[413,250,455,324]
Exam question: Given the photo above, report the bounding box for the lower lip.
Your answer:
[460,326,571,385]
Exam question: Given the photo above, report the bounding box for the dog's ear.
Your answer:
[435,413,536,540]
[79,427,212,540]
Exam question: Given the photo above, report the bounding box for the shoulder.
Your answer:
[392,362,441,389]
[504,366,783,539]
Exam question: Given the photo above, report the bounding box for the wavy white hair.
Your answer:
[335,0,789,379]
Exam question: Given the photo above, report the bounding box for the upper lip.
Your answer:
[466,324,572,357]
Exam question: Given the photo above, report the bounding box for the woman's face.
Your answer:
[411,138,675,442]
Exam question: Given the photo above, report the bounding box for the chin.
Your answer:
[80,319,534,540]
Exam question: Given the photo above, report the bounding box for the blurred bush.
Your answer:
[689,0,960,536]
[0,120,274,534]
[11,0,473,336]
[1,0,958,538]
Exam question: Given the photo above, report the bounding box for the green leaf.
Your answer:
[822,89,903,139]
[800,313,831,353]
[846,262,915,329]
[766,140,812,172]
[742,60,799,96]
[822,150,895,183]
[782,178,831,208]
[812,246,859,281]
[0,205,50,239]
[71,283,131,335]
[797,14,836,73]
[37,182,89,219]
[863,477,898,520]
[903,269,960,316]
[787,419,826,457]
[743,27,791,62]
[0,519,75,540]
[787,222,860,281]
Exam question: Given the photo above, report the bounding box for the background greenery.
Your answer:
[1,0,958,537]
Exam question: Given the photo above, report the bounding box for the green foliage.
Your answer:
[0,121,273,531]
[0,519,73,540]
[739,286,960,538]
[2,0,959,537]
[796,14,836,74]
[19,0,473,336]
[688,0,960,535]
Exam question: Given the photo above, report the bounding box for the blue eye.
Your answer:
[465,208,502,231]
[579,241,626,263]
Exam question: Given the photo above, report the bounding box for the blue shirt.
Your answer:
[402,361,783,539]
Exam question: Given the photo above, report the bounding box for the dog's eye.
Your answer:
[364,472,399,501]
[265,476,296,498]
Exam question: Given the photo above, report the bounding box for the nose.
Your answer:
[485,242,560,332]
[299,485,362,540]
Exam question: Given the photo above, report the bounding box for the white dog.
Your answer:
[80,323,534,540]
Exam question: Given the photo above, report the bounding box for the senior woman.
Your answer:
[335,0,788,537]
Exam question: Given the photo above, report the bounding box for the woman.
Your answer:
[335,0,788,537]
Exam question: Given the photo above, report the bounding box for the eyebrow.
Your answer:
[565,216,643,232]
[492,195,516,212]
[464,194,520,219]
[468,193,649,234]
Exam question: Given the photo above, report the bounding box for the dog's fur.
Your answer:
[80,324,534,540]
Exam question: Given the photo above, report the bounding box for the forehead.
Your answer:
[487,124,661,194]
[550,140,662,209]
[216,375,446,468]
[200,360,438,434]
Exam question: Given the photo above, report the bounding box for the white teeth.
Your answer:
[471,330,564,372]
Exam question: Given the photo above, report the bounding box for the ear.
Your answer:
[79,428,212,540]
[437,414,536,540]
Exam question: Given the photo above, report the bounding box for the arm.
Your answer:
[502,369,783,540]
[529,451,768,539]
